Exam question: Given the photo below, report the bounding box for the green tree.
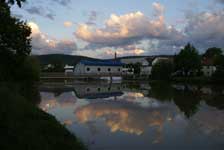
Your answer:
[151,60,174,80]
[203,47,223,66]
[214,54,224,66]
[133,62,141,75]
[16,56,40,82]
[174,43,201,76]
[0,0,40,82]
[51,59,64,72]
[203,47,222,58]
[124,63,141,75]
[210,49,224,82]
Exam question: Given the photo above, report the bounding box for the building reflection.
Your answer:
[73,83,124,99]
[39,82,224,117]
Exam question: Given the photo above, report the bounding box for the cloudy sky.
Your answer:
[11,0,224,58]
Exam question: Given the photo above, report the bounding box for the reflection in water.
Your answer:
[191,107,224,135]
[39,82,224,149]
[76,101,175,137]
[73,83,124,99]
[39,91,77,111]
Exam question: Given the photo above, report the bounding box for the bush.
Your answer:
[212,67,224,82]
[151,60,174,80]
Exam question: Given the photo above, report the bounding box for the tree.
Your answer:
[174,43,201,76]
[124,63,141,75]
[203,47,222,58]
[212,54,224,82]
[0,0,39,82]
[214,54,224,66]
[51,59,64,72]
[203,47,223,65]
[2,0,26,7]
[151,60,174,80]
[133,62,141,75]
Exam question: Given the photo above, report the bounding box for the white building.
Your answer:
[140,66,152,76]
[74,60,124,76]
[201,58,216,77]
[120,57,149,66]
[122,68,134,75]
[64,65,74,74]
[201,66,216,77]
[152,57,170,66]
[140,58,153,76]
[121,57,153,76]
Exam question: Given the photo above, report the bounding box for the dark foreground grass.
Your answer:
[0,85,86,150]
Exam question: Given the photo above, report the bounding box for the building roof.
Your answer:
[79,60,124,66]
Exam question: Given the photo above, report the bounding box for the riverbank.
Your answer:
[0,84,86,150]
[125,76,224,85]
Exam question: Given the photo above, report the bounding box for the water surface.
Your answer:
[39,82,224,150]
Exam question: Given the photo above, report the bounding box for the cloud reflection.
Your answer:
[39,91,77,111]
[75,100,176,141]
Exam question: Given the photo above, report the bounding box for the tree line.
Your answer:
[151,43,224,81]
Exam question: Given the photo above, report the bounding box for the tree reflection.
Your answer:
[172,88,200,118]
[147,82,224,118]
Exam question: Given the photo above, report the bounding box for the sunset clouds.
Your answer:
[28,22,77,54]
[64,21,73,27]
[74,2,184,56]
[75,3,182,49]
[12,0,224,57]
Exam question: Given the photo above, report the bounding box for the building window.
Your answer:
[86,67,90,72]
[98,88,101,92]
[118,68,121,72]
[86,88,90,92]
[98,68,101,72]
[108,68,111,72]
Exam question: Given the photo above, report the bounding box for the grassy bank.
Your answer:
[0,84,86,150]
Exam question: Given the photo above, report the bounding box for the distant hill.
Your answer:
[34,54,174,66]
[116,55,173,60]
[34,54,100,66]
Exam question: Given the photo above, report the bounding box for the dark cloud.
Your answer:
[216,0,224,4]
[45,13,55,20]
[54,0,71,6]
[184,10,224,52]
[86,11,98,25]
[25,6,55,20]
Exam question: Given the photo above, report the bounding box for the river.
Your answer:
[38,81,224,150]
